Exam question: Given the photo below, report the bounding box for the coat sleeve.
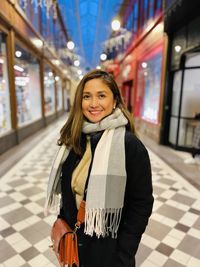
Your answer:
[111,133,154,267]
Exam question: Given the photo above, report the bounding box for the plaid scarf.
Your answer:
[44,108,128,238]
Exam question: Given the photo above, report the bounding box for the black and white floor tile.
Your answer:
[0,125,199,267]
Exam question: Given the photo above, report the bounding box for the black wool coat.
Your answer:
[59,129,154,267]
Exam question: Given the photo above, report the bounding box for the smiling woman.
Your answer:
[45,69,154,267]
[82,78,116,123]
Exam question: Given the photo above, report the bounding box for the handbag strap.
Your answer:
[74,200,85,231]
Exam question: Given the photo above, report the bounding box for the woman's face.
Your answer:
[82,78,116,123]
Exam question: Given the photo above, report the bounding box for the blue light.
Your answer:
[58,0,123,69]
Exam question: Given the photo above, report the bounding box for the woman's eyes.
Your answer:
[83,95,90,100]
[98,94,106,98]
[82,94,106,99]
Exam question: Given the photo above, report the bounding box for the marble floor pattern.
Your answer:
[0,125,200,267]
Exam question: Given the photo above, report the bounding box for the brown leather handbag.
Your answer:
[50,200,85,267]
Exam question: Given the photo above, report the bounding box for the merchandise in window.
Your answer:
[137,48,162,124]
[14,44,42,126]
[44,66,55,116]
[0,32,11,135]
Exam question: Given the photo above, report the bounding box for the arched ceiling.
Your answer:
[58,0,124,71]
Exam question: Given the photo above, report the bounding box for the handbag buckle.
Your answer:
[73,222,81,234]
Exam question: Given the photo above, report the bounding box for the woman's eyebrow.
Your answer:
[83,90,107,94]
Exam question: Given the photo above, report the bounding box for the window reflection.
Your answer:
[0,32,11,135]
[56,77,63,111]
[44,66,55,116]
[14,44,42,126]
[137,49,163,124]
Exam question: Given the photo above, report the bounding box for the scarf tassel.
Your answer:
[84,208,123,239]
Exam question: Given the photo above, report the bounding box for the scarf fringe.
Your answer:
[84,208,123,239]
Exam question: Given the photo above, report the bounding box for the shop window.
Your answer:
[63,80,71,112]
[171,70,182,117]
[137,49,163,124]
[169,117,178,145]
[185,53,200,67]
[55,76,63,111]
[0,32,11,135]
[169,53,200,148]
[44,66,55,116]
[169,70,182,145]
[181,68,200,118]
[178,68,200,147]
[14,44,42,126]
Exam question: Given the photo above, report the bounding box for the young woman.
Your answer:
[45,70,154,267]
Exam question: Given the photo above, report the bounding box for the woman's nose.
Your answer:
[90,97,99,107]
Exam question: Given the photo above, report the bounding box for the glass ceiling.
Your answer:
[58,0,124,71]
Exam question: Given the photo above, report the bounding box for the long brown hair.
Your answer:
[58,69,136,155]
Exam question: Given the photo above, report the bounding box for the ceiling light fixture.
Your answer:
[31,38,43,49]
[67,41,75,50]
[141,62,147,68]
[100,53,107,61]
[111,19,121,31]
[52,59,60,66]
[174,45,182,53]
[15,51,22,58]
[74,60,80,67]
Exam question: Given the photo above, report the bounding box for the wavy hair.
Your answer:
[58,69,136,155]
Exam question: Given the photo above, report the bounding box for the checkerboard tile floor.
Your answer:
[0,126,200,267]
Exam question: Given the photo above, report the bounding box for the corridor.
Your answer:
[0,119,200,267]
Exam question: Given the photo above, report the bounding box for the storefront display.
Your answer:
[56,77,63,111]
[136,49,162,124]
[14,44,42,126]
[44,66,55,116]
[0,32,11,136]
[169,70,182,145]
[169,53,200,147]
